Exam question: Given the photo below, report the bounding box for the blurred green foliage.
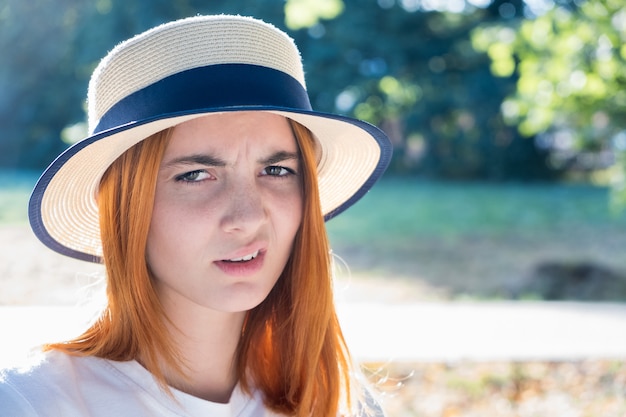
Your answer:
[285,0,345,29]
[1,0,617,184]
[290,0,555,180]
[472,0,626,203]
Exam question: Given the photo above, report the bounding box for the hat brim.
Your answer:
[29,106,392,263]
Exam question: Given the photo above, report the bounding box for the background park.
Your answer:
[1,0,626,415]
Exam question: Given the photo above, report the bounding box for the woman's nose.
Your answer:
[219,179,267,234]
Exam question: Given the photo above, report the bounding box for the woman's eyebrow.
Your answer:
[164,154,227,168]
[259,151,300,165]
[163,151,299,168]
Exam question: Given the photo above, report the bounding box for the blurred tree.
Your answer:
[291,0,555,179]
[0,0,557,181]
[472,0,626,197]
[0,0,87,168]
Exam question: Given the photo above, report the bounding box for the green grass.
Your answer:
[326,176,626,247]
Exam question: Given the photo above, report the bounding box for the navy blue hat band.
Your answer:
[94,63,312,134]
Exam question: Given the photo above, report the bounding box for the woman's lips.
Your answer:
[214,250,265,276]
[224,250,260,262]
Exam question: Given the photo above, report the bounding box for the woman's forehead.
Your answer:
[163,112,298,159]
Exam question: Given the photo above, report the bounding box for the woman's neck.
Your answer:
[157,294,247,403]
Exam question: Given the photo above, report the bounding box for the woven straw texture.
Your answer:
[88,15,304,133]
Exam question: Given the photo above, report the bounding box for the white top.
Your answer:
[0,351,281,417]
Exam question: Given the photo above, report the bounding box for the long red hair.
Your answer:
[45,118,354,416]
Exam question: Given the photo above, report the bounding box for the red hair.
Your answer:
[45,119,354,416]
[45,129,180,385]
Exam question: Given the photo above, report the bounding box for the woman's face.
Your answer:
[146,112,303,313]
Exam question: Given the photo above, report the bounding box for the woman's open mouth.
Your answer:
[216,250,265,275]
[223,250,260,263]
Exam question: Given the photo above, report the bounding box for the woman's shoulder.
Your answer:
[0,350,154,416]
[1,350,117,409]
[1,350,74,388]
[0,350,78,415]
[0,351,284,417]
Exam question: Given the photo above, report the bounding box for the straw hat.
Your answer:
[28,14,392,263]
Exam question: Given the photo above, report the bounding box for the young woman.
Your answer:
[0,15,392,416]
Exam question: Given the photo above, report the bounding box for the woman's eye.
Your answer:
[262,166,294,177]
[175,170,211,183]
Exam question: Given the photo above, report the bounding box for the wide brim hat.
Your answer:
[28,14,392,263]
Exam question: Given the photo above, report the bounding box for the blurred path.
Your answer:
[337,301,626,362]
[2,301,625,368]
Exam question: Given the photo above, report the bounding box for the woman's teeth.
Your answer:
[226,250,259,262]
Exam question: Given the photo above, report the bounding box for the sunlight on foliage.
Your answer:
[284,0,344,30]
[487,43,515,77]
[378,76,422,117]
[351,76,421,126]
[472,0,626,203]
